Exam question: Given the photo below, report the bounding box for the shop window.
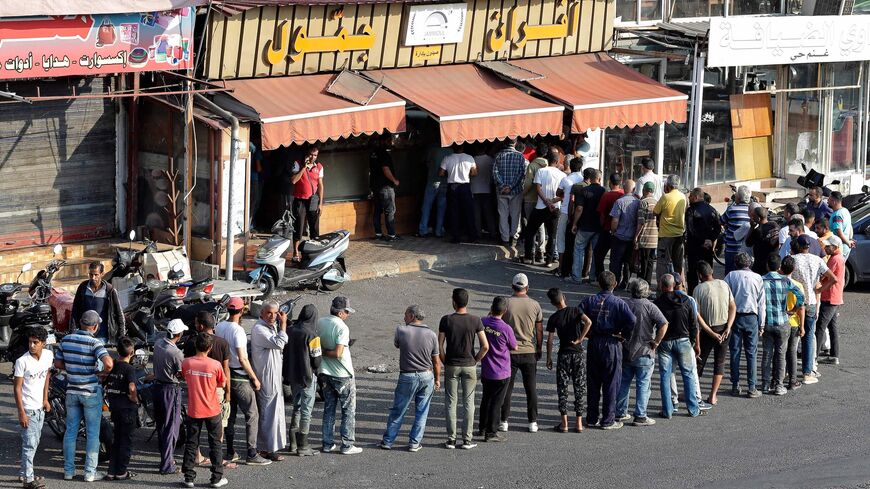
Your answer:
[604,125,659,180]
[784,64,822,176]
[616,0,664,23]
[829,62,863,174]
[728,0,782,15]
[667,0,781,18]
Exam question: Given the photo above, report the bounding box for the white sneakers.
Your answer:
[341,446,363,455]
[498,421,509,432]
[528,422,539,433]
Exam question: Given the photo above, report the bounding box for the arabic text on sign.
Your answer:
[265,21,376,65]
[412,45,442,62]
[486,2,576,53]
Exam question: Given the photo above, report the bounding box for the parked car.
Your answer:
[845,205,870,287]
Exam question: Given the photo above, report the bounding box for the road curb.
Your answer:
[350,244,516,281]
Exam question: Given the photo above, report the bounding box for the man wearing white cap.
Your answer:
[153,319,187,475]
[500,273,543,433]
[817,235,845,366]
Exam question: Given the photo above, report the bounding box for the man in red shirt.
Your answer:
[817,235,845,366]
[593,173,624,283]
[290,145,325,262]
[181,333,228,488]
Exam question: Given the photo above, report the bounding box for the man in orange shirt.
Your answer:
[181,333,228,488]
[817,235,845,366]
[594,173,624,283]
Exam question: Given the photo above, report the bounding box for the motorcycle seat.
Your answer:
[302,233,341,253]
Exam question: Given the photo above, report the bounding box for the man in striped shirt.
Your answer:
[720,186,752,274]
[54,310,114,482]
[761,254,804,396]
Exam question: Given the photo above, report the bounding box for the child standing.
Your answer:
[104,337,139,480]
[14,327,53,489]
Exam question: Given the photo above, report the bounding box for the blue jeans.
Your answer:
[64,386,103,477]
[290,379,317,435]
[616,355,655,418]
[657,339,700,417]
[802,304,817,375]
[382,372,435,447]
[321,375,356,451]
[419,182,447,237]
[571,231,599,281]
[729,313,759,390]
[20,409,45,482]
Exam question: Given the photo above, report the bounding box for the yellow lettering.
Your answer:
[265,20,290,65]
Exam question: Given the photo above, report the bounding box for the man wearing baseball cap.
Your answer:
[215,298,270,466]
[153,319,187,475]
[318,297,361,454]
[817,235,845,367]
[500,273,543,433]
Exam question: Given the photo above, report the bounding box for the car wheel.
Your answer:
[845,263,854,289]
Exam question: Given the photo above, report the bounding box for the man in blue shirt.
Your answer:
[54,310,113,481]
[805,186,832,223]
[493,138,527,245]
[579,271,636,430]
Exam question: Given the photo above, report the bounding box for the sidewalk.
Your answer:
[344,236,520,281]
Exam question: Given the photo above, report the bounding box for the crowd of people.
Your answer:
[13,137,855,488]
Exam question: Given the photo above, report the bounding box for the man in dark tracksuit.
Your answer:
[684,188,722,295]
[579,271,636,430]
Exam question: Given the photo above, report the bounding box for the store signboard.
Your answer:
[0,9,194,80]
[708,15,870,67]
[404,3,467,46]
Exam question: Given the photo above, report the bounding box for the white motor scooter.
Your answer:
[249,210,350,298]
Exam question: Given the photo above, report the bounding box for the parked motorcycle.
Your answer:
[104,231,157,284]
[249,211,350,298]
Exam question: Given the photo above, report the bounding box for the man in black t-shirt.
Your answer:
[570,169,605,282]
[746,206,780,275]
[437,288,489,449]
[105,338,139,480]
[370,135,401,241]
[545,288,591,433]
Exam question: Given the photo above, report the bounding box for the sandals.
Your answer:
[263,452,285,462]
[196,457,211,467]
[115,472,136,481]
[222,461,238,469]
[22,480,46,489]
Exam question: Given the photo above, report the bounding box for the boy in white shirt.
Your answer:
[14,327,53,489]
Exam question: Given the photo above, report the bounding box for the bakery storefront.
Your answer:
[201,0,686,241]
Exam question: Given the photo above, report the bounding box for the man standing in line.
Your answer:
[761,254,805,396]
[817,235,845,367]
[829,192,855,259]
[380,305,441,451]
[71,262,125,345]
[440,145,478,243]
[318,297,362,455]
[579,271,636,430]
[781,256,806,390]
[720,186,752,273]
[439,288,489,449]
[546,288,592,433]
[479,297,517,442]
[653,275,703,419]
[251,301,289,461]
[289,145,324,262]
[724,252,766,398]
[806,186,832,224]
[152,319,187,475]
[181,333,228,489]
[633,158,662,200]
[493,138,527,246]
[471,144,498,240]
[570,170,605,282]
[693,261,735,405]
[594,173,625,280]
[215,298,269,466]
[522,151,563,265]
[609,179,639,288]
[284,304,321,456]
[653,175,687,282]
[746,206,781,275]
[370,135,401,241]
[634,182,659,285]
[500,273,544,433]
[417,142,450,238]
[790,235,837,385]
[521,143,550,261]
[616,279,667,426]
[555,158,586,277]
[684,188,722,294]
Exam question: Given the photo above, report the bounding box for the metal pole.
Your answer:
[195,94,239,279]
[691,54,706,188]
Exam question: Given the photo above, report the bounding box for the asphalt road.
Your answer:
[1,260,869,489]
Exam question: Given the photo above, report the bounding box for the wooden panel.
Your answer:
[537,0,555,56]
[302,6,325,74]
[236,8,262,78]
[730,93,773,139]
[221,15,244,78]
[254,6,279,77]
[603,0,615,49]
[271,5,295,76]
[335,4,358,71]
[381,3,403,68]
[734,136,773,181]
[577,0,594,54]
[205,14,227,80]
[464,0,489,62]
[317,5,338,74]
[590,0,607,52]
[320,195,420,239]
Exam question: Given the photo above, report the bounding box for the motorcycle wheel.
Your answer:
[255,274,275,299]
[714,243,725,266]
[320,263,346,292]
[99,417,114,462]
[47,397,67,439]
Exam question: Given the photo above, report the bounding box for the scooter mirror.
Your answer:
[52,244,63,255]
[171,262,184,272]
[21,262,32,273]
[129,230,136,241]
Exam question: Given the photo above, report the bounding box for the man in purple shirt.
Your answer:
[478,297,517,443]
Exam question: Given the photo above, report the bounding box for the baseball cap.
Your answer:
[643,181,655,193]
[826,235,843,249]
[331,296,355,314]
[166,319,189,335]
[795,235,812,249]
[227,297,244,311]
[512,273,529,288]
[80,310,102,327]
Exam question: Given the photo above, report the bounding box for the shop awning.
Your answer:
[2,0,200,16]
[491,53,688,133]
[363,64,564,146]
[223,73,406,150]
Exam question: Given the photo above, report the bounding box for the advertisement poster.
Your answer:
[0,9,194,80]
